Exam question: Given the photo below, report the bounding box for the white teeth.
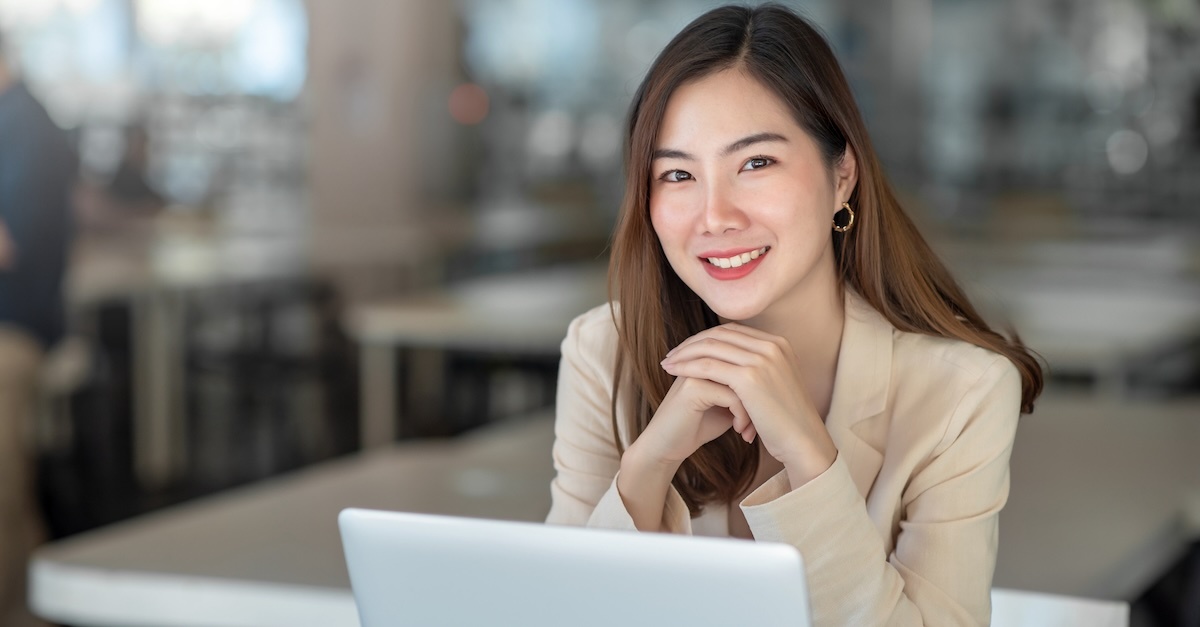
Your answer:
[705,246,768,268]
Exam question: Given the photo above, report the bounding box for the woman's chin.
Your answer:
[705,301,767,323]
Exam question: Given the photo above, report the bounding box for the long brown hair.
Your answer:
[608,4,1044,516]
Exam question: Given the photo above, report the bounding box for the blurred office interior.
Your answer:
[3,0,1200,625]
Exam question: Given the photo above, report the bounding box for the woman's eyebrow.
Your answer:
[652,132,789,161]
[652,147,693,161]
[721,132,788,156]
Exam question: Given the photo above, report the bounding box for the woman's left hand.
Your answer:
[659,323,838,486]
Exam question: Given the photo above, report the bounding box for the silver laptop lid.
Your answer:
[339,507,811,627]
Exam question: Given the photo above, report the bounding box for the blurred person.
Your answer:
[547,5,1043,625]
[105,122,164,215]
[74,121,163,235]
[0,29,77,627]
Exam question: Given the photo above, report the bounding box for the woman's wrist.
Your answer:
[621,440,682,484]
[779,436,838,489]
[617,441,682,532]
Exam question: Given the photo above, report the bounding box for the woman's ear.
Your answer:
[835,144,858,204]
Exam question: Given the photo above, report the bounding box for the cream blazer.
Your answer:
[546,290,1021,626]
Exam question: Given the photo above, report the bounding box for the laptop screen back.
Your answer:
[339,508,811,627]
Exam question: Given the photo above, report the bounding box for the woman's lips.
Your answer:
[699,246,769,281]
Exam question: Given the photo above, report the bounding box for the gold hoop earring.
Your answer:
[833,201,855,233]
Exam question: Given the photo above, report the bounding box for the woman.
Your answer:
[546,4,1043,625]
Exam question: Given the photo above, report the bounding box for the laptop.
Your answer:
[338,508,811,627]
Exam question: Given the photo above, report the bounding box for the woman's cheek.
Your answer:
[649,199,690,243]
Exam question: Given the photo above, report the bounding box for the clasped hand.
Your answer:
[637,323,837,485]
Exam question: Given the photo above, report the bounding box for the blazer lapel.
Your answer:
[823,289,893,499]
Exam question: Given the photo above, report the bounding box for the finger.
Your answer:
[724,394,756,444]
[742,422,757,444]
[692,378,749,421]
[691,379,751,431]
[731,406,750,434]
[666,326,748,356]
[663,337,760,369]
[705,325,790,355]
[666,325,781,359]
[727,394,752,442]
[662,356,744,389]
[672,375,716,406]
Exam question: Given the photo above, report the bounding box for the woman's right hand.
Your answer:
[616,375,753,532]
[633,375,756,467]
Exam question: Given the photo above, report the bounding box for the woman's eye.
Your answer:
[742,157,774,171]
[660,170,693,182]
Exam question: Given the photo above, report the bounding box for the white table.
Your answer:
[30,394,1200,625]
[344,262,608,448]
[993,394,1200,600]
[938,233,1200,392]
[963,273,1200,392]
[31,412,556,627]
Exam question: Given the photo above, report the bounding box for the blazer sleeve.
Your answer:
[545,308,693,533]
[741,357,1022,626]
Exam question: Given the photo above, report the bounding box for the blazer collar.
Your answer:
[824,288,894,497]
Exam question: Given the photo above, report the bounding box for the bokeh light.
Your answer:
[448,82,489,125]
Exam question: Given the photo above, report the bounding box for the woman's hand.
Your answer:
[618,371,754,531]
[659,323,838,486]
[632,375,755,467]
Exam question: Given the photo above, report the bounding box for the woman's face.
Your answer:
[649,68,856,323]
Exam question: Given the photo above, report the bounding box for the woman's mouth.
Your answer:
[704,246,769,269]
[699,246,769,280]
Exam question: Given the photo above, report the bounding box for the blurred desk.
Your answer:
[30,412,555,627]
[344,262,607,448]
[967,274,1200,390]
[28,394,1200,625]
[67,231,311,489]
[66,230,314,487]
[941,233,1200,392]
[994,393,1200,599]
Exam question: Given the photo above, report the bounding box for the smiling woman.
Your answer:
[546,4,1044,626]
[649,69,853,327]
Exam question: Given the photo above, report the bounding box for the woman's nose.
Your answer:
[701,181,748,234]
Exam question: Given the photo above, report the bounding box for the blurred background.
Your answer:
[2,0,1199,624]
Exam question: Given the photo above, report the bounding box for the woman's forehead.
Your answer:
[655,70,802,153]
